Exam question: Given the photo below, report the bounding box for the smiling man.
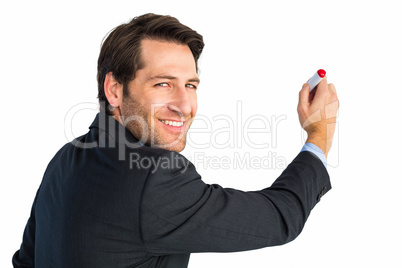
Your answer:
[105,39,199,152]
[13,14,339,268]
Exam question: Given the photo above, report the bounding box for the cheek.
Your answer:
[190,94,198,116]
[143,91,171,107]
[140,93,166,113]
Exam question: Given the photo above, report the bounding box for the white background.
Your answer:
[1,0,401,267]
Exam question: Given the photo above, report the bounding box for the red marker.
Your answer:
[307,69,326,92]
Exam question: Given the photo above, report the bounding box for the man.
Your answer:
[13,13,339,267]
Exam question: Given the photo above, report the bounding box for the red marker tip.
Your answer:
[317,69,326,78]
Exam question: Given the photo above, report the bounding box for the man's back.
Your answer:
[12,113,192,267]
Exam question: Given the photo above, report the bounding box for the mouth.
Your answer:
[159,119,184,127]
[158,119,186,133]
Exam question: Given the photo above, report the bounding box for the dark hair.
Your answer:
[97,13,204,114]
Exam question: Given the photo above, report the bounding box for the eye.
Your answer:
[155,82,170,87]
[186,84,197,90]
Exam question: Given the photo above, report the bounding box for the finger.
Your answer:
[328,83,339,104]
[328,83,336,93]
[298,83,310,106]
[313,76,328,100]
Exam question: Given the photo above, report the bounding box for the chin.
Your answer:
[148,135,186,152]
[172,142,186,152]
[160,140,186,152]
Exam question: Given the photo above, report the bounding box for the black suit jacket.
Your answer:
[13,112,331,267]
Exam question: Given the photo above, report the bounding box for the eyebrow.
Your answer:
[148,75,200,84]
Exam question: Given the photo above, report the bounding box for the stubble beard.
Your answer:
[120,96,188,152]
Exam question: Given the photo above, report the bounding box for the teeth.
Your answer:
[161,120,184,127]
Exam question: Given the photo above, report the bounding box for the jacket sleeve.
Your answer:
[140,151,331,255]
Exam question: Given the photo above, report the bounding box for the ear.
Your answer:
[104,72,124,112]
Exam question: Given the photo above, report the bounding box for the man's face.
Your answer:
[120,39,199,152]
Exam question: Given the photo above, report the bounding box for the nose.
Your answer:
[168,86,192,118]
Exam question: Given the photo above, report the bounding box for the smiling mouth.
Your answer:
[159,119,184,127]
